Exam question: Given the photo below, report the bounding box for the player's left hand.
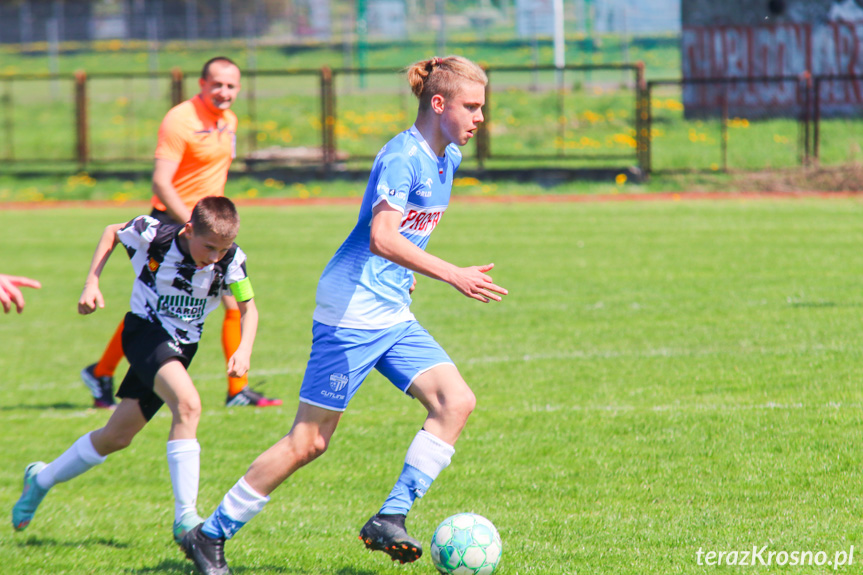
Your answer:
[410,275,417,294]
[227,352,251,378]
[78,281,105,315]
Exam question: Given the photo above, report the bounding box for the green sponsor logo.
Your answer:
[157,294,207,321]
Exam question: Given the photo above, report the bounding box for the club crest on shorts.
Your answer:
[329,373,349,392]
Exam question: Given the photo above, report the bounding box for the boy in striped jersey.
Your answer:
[12,196,258,548]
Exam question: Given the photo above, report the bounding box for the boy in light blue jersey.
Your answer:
[313,124,458,331]
[182,56,507,575]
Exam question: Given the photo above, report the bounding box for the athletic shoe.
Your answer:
[181,524,231,575]
[359,513,423,564]
[173,512,205,545]
[81,363,115,409]
[225,386,282,408]
[12,461,48,531]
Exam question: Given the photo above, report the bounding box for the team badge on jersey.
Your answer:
[329,373,349,392]
[148,258,160,273]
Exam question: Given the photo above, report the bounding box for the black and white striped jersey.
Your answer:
[118,215,250,344]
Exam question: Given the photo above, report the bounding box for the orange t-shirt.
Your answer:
[151,95,238,212]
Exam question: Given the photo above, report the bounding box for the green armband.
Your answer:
[229,278,255,302]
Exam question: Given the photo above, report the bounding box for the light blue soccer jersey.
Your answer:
[313,125,462,329]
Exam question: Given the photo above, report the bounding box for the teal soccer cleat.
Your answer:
[12,461,48,531]
[173,512,205,545]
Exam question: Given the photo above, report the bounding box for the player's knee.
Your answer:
[457,389,477,420]
[297,432,330,464]
[103,431,135,453]
[442,388,476,423]
[175,397,202,425]
[310,432,331,459]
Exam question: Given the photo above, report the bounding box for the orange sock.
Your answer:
[222,308,247,396]
[94,320,125,378]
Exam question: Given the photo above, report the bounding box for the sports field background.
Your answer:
[3,196,863,574]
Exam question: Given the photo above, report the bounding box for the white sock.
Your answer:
[202,476,270,539]
[167,439,201,523]
[36,431,107,490]
[404,429,455,480]
[221,476,270,523]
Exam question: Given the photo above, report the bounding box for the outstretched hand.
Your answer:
[0,274,41,314]
[78,281,105,315]
[451,263,508,303]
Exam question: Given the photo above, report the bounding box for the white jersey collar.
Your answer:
[409,125,444,161]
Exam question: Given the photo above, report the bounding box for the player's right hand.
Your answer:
[78,283,105,315]
[0,274,40,314]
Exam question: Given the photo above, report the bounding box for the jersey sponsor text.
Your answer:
[400,207,443,236]
[157,294,208,321]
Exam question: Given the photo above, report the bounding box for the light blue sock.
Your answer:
[379,463,435,515]
[379,430,455,516]
[202,505,247,540]
[201,477,269,540]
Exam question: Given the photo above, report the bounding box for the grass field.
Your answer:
[3,196,863,574]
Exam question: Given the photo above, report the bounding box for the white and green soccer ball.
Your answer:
[430,512,503,575]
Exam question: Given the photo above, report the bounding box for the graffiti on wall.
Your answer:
[682,22,863,116]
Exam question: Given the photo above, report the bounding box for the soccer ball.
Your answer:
[430,512,503,575]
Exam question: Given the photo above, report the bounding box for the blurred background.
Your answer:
[0,0,861,194]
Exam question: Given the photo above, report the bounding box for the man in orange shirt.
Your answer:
[81,56,281,409]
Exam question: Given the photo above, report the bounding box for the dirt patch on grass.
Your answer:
[732,165,863,192]
[662,165,863,193]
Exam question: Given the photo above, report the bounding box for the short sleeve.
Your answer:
[372,152,417,214]
[154,109,188,162]
[117,215,159,254]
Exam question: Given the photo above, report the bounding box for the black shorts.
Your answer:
[148,208,178,225]
[118,312,198,421]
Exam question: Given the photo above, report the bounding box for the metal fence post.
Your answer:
[636,62,650,176]
[320,66,335,172]
[643,81,652,176]
[75,70,88,167]
[171,67,184,107]
[813,76,821,166]
[720,84,728,172]
[3,79,14,161]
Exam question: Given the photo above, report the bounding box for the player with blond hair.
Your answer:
[180,55,507,575]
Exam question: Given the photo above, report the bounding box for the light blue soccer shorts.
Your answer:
[299,320,455,411]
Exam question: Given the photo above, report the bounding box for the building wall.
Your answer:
[681,0,863,116]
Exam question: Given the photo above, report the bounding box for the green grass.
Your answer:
[3,196,863,573]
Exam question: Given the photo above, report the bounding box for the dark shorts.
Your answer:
[148,208,178,225]
[118,312,198,421]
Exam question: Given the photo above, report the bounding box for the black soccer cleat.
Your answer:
[181,524,231,575]
[359,513,423,564]
[225,385,282,408]
[81,363,115,409]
